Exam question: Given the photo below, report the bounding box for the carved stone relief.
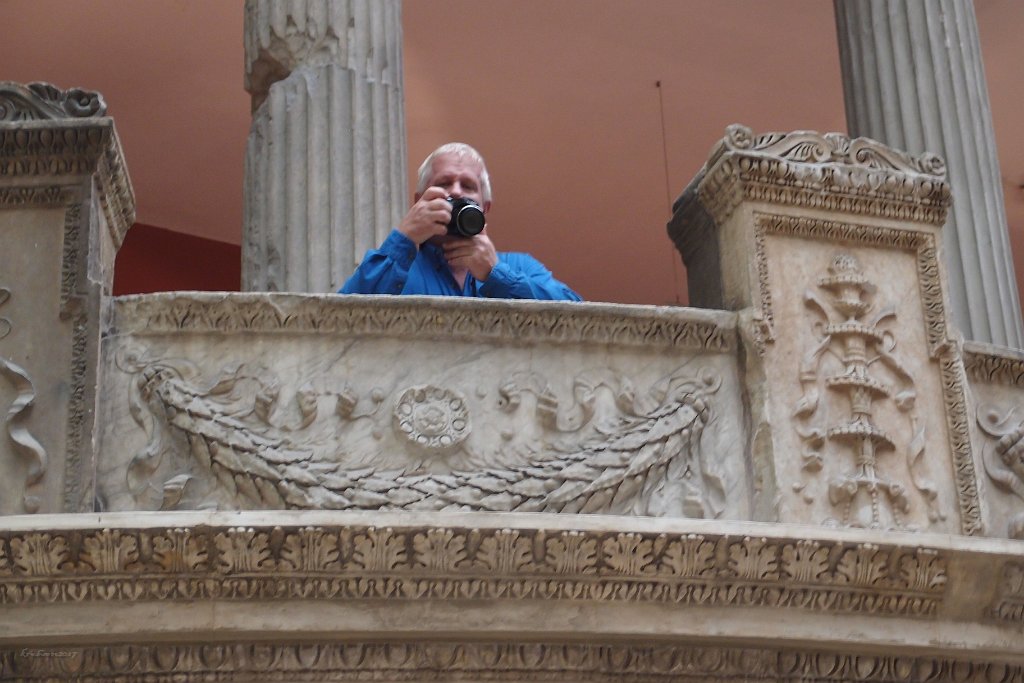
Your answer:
[976,404,1024,539]
[97,295,745,518]
[697,124,950,229]
[0,82,106,122]
[963,343,1024,538]
[0,522,949,617]
[111,345,726,518]
[992,562,1024,624]
[792,255,937,530]
[753,213,979,535]
[0,287,46,513]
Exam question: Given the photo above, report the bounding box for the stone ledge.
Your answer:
[1,511,1021,661]
[3,639,1023,682]
[110,293,738,352]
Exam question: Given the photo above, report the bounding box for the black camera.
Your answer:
[446,197,485,237]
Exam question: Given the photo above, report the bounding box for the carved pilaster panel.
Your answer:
[750,214,977,534]
[0,82,137,514]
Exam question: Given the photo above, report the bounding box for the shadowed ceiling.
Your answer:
[1,0,1021,309]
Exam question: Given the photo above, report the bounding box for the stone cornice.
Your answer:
[3,639,1023,682]
[2,511,1022,630]
[694,124,951,227]
[0,116,136,247]
[110,293,737,352]
[963,341,1024,386]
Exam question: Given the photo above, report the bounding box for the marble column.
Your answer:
[834,0,1024,348]
[243,0,407,293]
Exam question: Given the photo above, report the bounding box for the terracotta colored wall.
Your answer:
[113,224,240,295]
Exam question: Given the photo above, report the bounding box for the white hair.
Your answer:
[415,142,492,202]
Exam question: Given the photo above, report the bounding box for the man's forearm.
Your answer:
[339,230,417,295]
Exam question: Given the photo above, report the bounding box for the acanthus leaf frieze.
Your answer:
[0,519,953,621]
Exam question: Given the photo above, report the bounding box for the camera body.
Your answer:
[447,197,485,237]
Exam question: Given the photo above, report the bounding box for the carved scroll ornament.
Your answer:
[0,287,46,513]
[698,125,951,228]
[117,348,725,518]
[0,82,106,121]
[977,405,1024,539]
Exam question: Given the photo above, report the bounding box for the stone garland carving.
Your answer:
[118,349,725,518]
[0,287,47,513]
[698,124,951,228]
[2,640,1021,682]
[754,213,981,536]
[977,405,1024,539]
[992,562,1024,624]
[111,293,735,352]
[0,523,948,619]
[793,255,938,530]
[0,81,106,121]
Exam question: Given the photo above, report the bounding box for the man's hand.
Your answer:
[443,233,498,282]
[397,187,451,245]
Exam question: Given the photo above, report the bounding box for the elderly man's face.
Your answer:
[423,153,490,212]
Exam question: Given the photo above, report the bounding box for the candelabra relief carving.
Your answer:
[792,255,937,530]
[977,405,1024,539]
[115,347,725,518]
[0,287,46,513]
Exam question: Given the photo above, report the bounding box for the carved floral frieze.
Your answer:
[992,562,1024,624]
[115,346,727,518]
[0,521,948,618]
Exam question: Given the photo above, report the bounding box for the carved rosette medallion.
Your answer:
[394,385,470,452]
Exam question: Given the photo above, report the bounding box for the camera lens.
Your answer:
[447,197,485,237]
[455,205,485,236]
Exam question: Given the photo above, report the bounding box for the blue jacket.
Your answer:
[341,230,582,301]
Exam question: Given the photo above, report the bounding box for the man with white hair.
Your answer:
[341,143,581,300]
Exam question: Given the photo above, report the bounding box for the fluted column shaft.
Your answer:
[243,0,407,292]
[834,0,1024,347]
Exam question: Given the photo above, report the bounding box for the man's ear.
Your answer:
[483,200,492,214]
